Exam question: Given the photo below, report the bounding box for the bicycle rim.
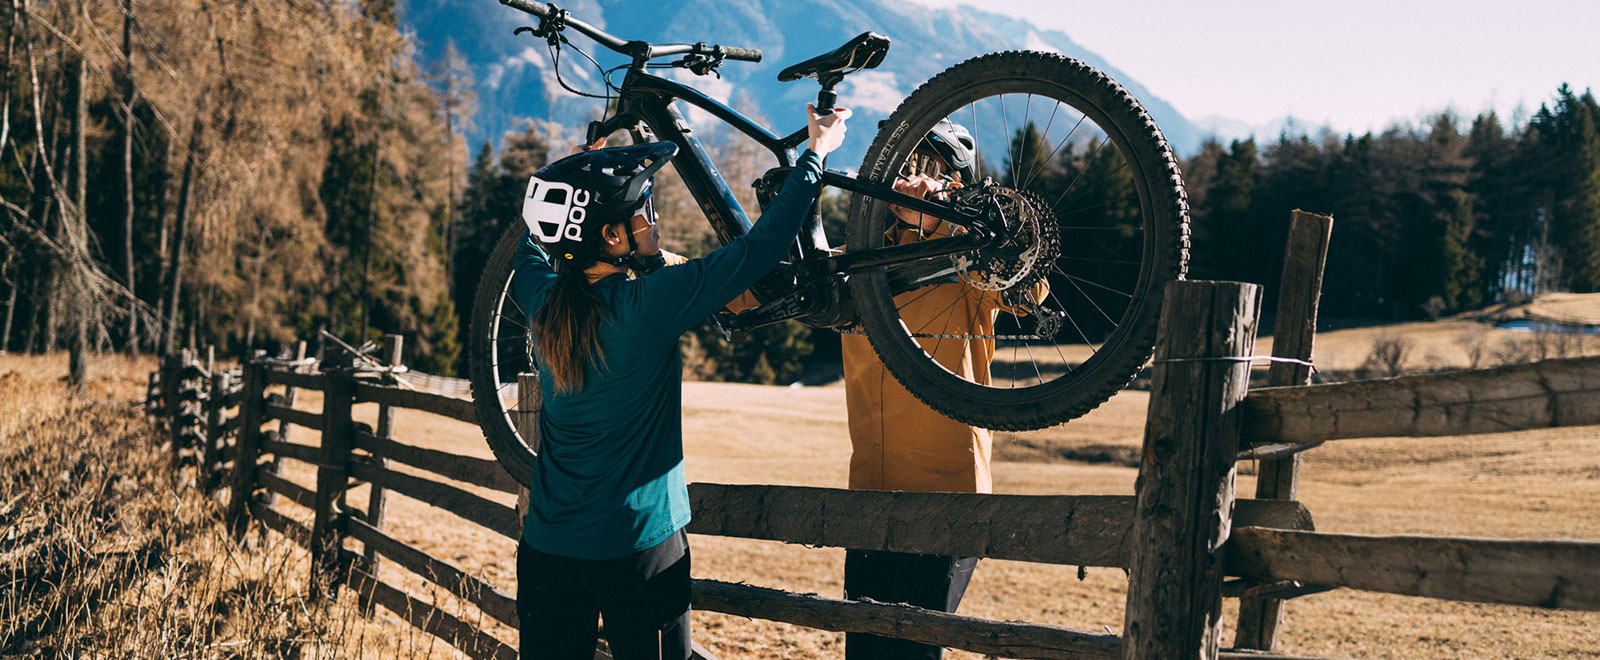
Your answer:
[848,51,1189,431]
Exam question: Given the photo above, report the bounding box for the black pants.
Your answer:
[843,550,978,660]
[517,531,691,660]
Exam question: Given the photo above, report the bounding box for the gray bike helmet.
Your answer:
[917,119,976,184]
[522,141,677,263]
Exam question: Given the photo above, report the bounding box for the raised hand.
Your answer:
[806,103,852,157]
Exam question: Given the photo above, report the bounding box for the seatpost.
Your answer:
[815,72,844,115]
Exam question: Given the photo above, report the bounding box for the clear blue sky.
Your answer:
[908,0,1600,134]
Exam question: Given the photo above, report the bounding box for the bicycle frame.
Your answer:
[601,67,996,277]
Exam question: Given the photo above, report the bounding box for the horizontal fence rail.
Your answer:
[348,460,521,540]
[686,483,1312,568]
[692,578,1121,660]
[1229,527,1600,611]
[264,401,322,430]
[1242,355,1600,444]
[345,517,520,627]
[354,381,478,425]
[346,558,519,660]
[264,368,324,391]
[353,430,520,495]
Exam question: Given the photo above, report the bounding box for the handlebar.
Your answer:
[498,0,761,64]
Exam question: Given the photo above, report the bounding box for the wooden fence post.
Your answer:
[160,353,177,430]
[515,373,540,527]
[310,347,357,601]
[169,348,190,464]
[1234,210,1333,650]
[227,351,269,539]
[359,334,403,615]
[205,369,232,493]
[1121,280,1261,660]
[259,341,308,506]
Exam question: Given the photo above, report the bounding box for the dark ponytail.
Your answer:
[534,260,609,394]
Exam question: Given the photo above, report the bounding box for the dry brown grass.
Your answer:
[0,353,459,659]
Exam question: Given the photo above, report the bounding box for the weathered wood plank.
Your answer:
[1242,355,1600,444]
[1123,281,1261,660]
[1228,527,1600,611]
[347,564,518,660]
[348,460,521,541]
[264,367,323,391]
[345,517,518,628]
[310,353,357,601]
[226,355,268,539]
[258,470,316,511]
[686,484,1308,566]
[354,381,477,425]
[361,334,404,616]
[249,501,311,548]
[354,431,521,495]
[691,579,1120,660]
[688,484,1126,566]
[261,437,320,465]
[263,401,322,431]
[1238,210,1333,652]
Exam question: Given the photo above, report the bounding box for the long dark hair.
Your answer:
[534,258,610,394]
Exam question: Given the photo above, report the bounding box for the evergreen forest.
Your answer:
[2,0,1598,385]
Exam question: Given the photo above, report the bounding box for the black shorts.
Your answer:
[517,530,691,660]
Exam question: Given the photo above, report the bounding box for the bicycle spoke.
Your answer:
[1000,93,1016,187]
[1026,111,1087,190]
[928,287,976,358]
[1023,103,1072,188]
[1053,137,1107,209]
[1057,267,1135,298]
[1066,271,1119,326]
[911,286,969,335]
[1059,255,1143,266]
[1043,283,1100,353]
[1021,339,1045,385]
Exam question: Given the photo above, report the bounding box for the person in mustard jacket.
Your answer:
[840,119,1045,660]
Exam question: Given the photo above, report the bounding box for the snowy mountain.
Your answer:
[398,0,1205,161]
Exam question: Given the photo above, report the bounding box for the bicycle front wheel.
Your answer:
[468,221,540,486]
[847,51,1190,431]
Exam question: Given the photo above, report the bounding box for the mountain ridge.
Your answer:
[398,0,1205,161]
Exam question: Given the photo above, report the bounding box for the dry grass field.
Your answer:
[5,310,1600,658]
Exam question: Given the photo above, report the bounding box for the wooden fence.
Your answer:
[145,213,1600,660]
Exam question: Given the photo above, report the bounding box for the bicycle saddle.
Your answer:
[777,32,891,82]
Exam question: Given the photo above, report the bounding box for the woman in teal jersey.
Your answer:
[512,103,850,660]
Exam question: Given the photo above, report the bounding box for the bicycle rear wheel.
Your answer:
[468,222,540,486]
[847,51,1190,431]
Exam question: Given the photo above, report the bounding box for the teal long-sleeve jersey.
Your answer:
[511,149,823,559]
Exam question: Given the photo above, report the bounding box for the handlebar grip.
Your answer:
[499,0,551,17]
[722,46,762,62]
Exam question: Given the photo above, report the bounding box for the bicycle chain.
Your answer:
[834,327,1060,341]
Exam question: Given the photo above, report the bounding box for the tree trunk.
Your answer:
[23,273,39,353]
[360,139,380,342]
[68,47,88,389]
[444,110,456,284]
[121,0,138,358]
[161,109,204,355]
[1,261,15,354]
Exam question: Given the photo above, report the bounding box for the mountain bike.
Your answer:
[471,0,1190,484]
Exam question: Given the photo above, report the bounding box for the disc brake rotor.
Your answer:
[953,188,1060,292]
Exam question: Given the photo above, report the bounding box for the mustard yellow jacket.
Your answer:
[842,226,1045,494]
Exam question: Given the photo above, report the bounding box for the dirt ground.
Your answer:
[9,309,1600,659]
